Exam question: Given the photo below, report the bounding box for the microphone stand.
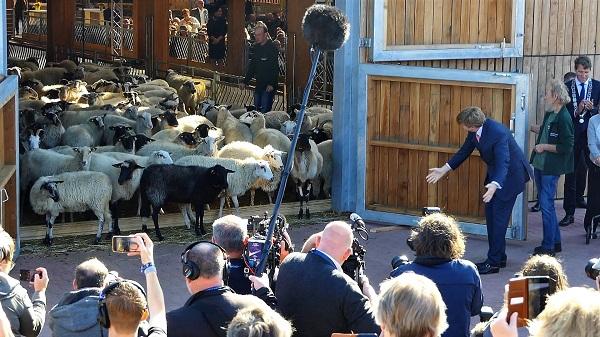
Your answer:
[256,47,322,276]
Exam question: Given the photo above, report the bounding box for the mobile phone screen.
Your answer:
[112,236,136,253]
[19,269,31,282]
[527,277,551,319]
[247,239,265,268]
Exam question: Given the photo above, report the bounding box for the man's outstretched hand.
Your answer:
[426,166,451,184]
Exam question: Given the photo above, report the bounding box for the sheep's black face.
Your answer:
[119,135,136,151]
[41,181,61,202]
[183,81,196,94]
[309,127,329,144]
[198,100,215,115]
[113,160,144,185]
[161,111,179,127]
[110,124,134,145]
[209,165,234,191]
[195,124,210,138]
[135,134,155,151]
[178,132,197,146]
[43,112,61,126]
[295,134,311,152]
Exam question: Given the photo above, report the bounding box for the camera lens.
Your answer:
[585,258,600,280]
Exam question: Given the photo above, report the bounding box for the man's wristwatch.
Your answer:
[141,262,156,274]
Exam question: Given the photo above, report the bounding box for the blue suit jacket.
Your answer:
[448,119,532,201]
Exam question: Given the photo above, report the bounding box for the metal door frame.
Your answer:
[355,64,531,240]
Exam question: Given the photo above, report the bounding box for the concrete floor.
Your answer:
[11,202,600,337]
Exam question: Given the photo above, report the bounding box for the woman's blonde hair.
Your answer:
[519,255,569,293]
[227,304,293,337]
[547,79,571,105]
[0,230,15,266]
[529,287,600,337]
[376,273,448,337]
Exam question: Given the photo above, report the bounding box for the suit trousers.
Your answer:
[485,195,518,266]
[584,158,600,232]
[563,142,588,215]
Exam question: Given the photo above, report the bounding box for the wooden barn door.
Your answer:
[356,65,530,239]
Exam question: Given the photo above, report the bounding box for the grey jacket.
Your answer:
[0,273,46,337]
[588,114,600,164]
[48,288,106,337]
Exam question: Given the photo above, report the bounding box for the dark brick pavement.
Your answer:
[11,202,599,337]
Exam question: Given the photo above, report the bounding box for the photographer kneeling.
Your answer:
[0,230,48,337]
[390,213,483,337]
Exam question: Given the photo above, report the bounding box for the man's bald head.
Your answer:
[317,221,354,264]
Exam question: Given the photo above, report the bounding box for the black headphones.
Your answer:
[98,279,148,329]
[181,241,230,283]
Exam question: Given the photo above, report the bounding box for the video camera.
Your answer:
[585,258,600,280]
[243,212,293,287]
[342,213,369,288]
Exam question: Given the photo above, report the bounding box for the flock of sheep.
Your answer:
[10,56,334,245]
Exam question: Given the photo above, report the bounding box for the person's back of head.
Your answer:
[410,213,465,260]
[227,303,293,337]
[317,221,353,264]
[0,231,15,273]
[376,273,448,337]
[519,255,569,293]
[212,215,248,256]
[101,281,148,337]
[563,71,576,83]
[528,287,600,337]
[182,241,228,294]
[74,258,109,289]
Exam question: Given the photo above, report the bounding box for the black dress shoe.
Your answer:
[577,200,588,208]
[476,260,507,269]
[533,246,555,256]
[477,263,500,275]
[559,215,574,227]
[530,203,540,212]
[554,243,562,252]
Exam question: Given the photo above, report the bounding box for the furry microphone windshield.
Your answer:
[302,4,350,51]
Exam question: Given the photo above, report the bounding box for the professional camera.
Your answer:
[585,258,600,280]
[243,212,293,286]
[342,213,369,287]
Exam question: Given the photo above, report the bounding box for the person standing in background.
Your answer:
[207,6,228,65]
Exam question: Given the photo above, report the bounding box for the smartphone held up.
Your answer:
[507,276,553,327]
[111,236,139,253]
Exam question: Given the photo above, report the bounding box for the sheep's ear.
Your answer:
[134,164,146,170]
[112,163,123,168]
[225,169,235,174]
[210,126,217,130]
[226,105,232,109]
[150,138,156,142]
[53,180,64,184]
[73,147,80,153]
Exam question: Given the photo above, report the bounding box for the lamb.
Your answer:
[139,164,233,239]
[217,141,285,205]
[250,113,292,152]
[29,171,112,245]
[314,139,332,198]
[176,156,273,220]
[88,154,147,235]
[178,80,207,114]
[291,134,323,218]
[35,111,65,148]
[20,146,95,193]
[135,137,219,161]
[61,116,105,147]
[216,107,253,145]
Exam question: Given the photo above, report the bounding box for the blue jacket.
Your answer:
[448,118,532,201]
[48,288,106,337]
[390,258,483,337]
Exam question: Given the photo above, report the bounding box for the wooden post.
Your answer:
[285,0,313,103]
[47,0,75,62]
[151,0,170,73]
[225,0,245,76]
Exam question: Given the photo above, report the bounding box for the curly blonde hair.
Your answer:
[547,79,571,105]
[519,255,569,293]
[410,213,466,259]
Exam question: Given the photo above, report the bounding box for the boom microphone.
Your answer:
[302,4,350,51]
[256,5,350,276]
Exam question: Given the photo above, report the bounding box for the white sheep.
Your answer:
[20,67,73,85]
[314,139,332,198]
[29,171,112,245]
[250,114,292,152]
[165,69,194,92]
[175,156,273,221]
[35,111,65,149]
[99,150,174,167]
[60,109,119,129]
[135,137,220,161]
[170,115,214,132]
[61,116,105,147]
[291,134,323,218]
[60,80,89,103]
[178,80,207,114]
[280,115,313,136]
[101,113,153,145]
[216,107,253,145]
[217,141,284,205]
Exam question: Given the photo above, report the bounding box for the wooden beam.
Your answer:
[47,0,75,62]
[285,0,314,103]
[225,0,246,76]
[152,0,170,73]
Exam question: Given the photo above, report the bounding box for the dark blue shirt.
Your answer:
[228,258,251,295]
[390,258,483,337]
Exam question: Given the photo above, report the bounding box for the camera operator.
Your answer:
[100,233,167,337]
[0,230,48,337]
[48,258,110,337]
[167,241,276,337]
[212,215,252,295]
[276,221,380,337]
[390,213,482,337]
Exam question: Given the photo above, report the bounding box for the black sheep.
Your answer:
[139,164,234,240]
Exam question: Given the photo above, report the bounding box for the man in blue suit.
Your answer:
[427,106,532,274]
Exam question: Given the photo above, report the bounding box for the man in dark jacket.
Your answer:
[0,230,48,337]
[240,22,279,113]
[276,221,380,337]
[390,213,483,337]
[167,241,275,337]
[48,258,110,337]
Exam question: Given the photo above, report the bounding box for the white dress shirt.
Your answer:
[316,249,343,271]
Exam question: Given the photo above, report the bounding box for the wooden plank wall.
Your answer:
[367,0,600,200]
[365,77,514,223]
[385,0,514,47]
